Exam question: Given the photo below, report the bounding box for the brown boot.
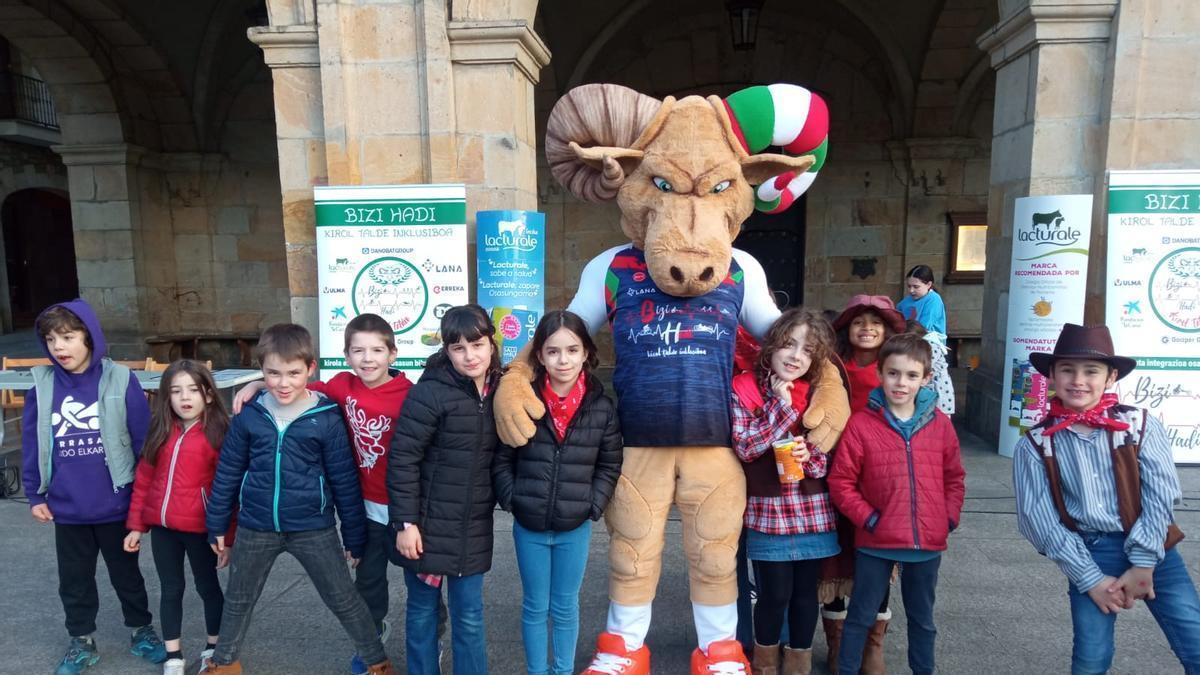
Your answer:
[822,607,845,672]
[366,660,396,675]
[781,646,812,675]
[859,609,891,675]
[752,642,781,675]
[201,659,243,675]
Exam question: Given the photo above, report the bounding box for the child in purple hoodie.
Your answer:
[21,300,167,675]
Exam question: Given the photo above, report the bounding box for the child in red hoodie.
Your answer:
[828,333,965,675]
[233,313,412,674]
[125,360,233,674]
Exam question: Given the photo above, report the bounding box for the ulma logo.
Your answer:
[484,219,538,252]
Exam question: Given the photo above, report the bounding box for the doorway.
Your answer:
[734,194,806,308]
[0,188,78,330]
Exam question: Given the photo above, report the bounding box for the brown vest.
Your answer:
[1025,405,1184,550]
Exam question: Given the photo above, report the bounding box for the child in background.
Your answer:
[202,324,392,675]
[823,294,906,673]
[124,360,233,674]
[730,308,848,675]
[493,310,623,675]
[21,300,166,675]
[1014,324,1200,674]
[390,304,502,675]
[897,265,954,415]
[233,313,413,675]
[829,333,965,675]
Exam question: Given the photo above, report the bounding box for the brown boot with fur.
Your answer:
[366,660,396,675]
[821,607,845,672]
[781,646,812,675]
[859,609,891,675]
[752,642,780,675]
[200,659,242,675]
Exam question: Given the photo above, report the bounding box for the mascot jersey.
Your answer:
[568,244,779,447]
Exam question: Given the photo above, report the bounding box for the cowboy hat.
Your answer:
[832,294,906,335]
[1028,323,1137,380]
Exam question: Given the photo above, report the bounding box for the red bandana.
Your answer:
[542,374,587,442]
[1042,393,1131,436]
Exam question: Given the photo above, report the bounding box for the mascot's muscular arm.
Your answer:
[736,250,849,452]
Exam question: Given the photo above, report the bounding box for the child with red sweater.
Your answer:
[828,333,965,675]
[125,360,233,674]
[233,313,411,674]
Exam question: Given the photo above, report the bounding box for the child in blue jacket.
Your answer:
[202,324,394,675]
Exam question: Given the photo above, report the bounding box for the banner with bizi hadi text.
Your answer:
[314,185,468,381]
[998,194,1093,458]
[476,210,545,364]
[1106,171,1200,464]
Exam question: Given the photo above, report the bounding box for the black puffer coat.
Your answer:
[493,373,623,532]
[387,363,498,576]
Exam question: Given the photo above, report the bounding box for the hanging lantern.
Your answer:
[726,0,765,51]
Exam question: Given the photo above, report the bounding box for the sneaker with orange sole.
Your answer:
[581,632,650,675]
[690,639,751,674]
[199,659,242,675]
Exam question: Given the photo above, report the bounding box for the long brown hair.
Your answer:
[142,360,231,465]
[756,308,836,391]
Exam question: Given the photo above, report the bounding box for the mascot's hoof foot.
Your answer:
[581,632,650,675]
[691,640,751,675]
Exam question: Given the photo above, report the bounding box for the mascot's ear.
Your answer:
[740,153,816,186]
[571,142,645,173]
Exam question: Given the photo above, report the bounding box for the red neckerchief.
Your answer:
[542,374,587,442]
[1042,393,1131,436]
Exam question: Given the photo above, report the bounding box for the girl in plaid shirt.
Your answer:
[730,308,850,674]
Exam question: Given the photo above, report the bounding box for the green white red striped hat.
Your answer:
[722,84,829,213]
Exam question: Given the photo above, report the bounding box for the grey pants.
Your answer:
[212,526,387,666]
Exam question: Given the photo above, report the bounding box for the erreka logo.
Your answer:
[1019,209,1082,247]
[483,219,538,252]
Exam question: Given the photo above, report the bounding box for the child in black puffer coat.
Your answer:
[493,310,623,675]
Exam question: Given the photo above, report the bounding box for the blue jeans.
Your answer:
[213,527,384,666]
[512,520,593,675]
[839,552,940,675]
[404,570,487,675]
[1068,533,1200,675]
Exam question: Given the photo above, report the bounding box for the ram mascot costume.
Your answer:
[495,82,849,674]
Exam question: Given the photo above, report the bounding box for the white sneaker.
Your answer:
[197,649,215,672]
[162,658,185,675]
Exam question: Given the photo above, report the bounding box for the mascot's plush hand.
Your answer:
[495,357,545,446]
[802,358,851,452]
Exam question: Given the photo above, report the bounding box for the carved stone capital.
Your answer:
[977,2,1118,68]
[247,25,319,68]
[447,20,551,84]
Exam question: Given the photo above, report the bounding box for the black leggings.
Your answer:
[752,559,822,649]
[150,527,224,641]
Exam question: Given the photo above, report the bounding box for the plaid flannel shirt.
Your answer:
[730,391,839,536]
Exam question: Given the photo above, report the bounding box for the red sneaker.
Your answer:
[690,639,751,674]
[581,632,650,675]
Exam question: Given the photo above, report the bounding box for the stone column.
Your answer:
[968,1,1117,444]
[248,24,326,336]
[53,143,150,356]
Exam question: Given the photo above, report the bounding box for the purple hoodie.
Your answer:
[20,299,151,524]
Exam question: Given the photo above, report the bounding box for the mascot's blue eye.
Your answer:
[711,180,732,194]
[652,177,673,192]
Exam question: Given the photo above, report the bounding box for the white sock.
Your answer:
[693,602,738,652]
[607,602,653,651]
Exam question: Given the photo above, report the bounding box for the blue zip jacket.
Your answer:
[205,390,367,557]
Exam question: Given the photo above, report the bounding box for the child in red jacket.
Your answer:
[233,313,412,674]
[124,360,232,674]
[828,333,965,675]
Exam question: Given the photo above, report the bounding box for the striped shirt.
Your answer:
[1013,413,1180,592]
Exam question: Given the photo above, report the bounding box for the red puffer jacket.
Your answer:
[127,422,232,540]
[828,395,965,551]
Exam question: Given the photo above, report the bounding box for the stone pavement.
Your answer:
[1,426,1196,674]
